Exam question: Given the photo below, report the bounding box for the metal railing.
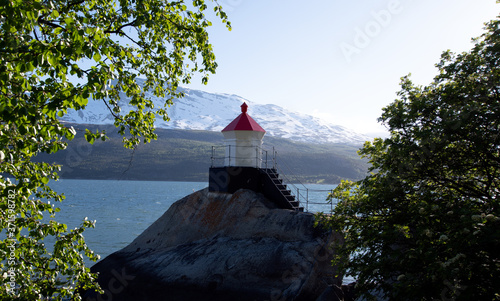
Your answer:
[211,145,276,169]
[271,152,336,213]
[210,145,337,213]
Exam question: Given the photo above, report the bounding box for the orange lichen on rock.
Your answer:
[199,197,226,231]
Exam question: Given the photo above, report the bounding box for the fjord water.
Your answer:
[49,179,336,261]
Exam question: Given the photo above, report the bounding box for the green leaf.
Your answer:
[93,53,101,62]
[47,53,56,66]
[85,130,95,144]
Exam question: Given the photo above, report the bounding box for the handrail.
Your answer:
[211,145,271,169]
[210,144,335,212]
[271,150,336,212]
[261,169,301,212]
[269,150,309,211]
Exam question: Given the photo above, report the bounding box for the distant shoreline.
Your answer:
[34,125,368,186]
[55,175,341,185]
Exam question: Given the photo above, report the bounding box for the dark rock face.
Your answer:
[85,189,343,301]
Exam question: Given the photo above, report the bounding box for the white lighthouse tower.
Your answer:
[221,102,266,168]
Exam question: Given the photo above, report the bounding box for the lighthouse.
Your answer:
[209,102,303,211]
[221,102,266,168]
[208,102,267,194]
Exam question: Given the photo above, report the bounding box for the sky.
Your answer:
[185,0,500,137]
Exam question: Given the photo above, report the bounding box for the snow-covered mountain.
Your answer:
[60,79,370,145]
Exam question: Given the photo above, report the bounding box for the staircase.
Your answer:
[261,168,304,212]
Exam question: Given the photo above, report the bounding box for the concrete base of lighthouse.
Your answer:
[208,167,303,211]
[209,167,262,194]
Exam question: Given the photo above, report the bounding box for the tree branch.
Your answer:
[102,98,121,120]
[166,17,195,33]
[103,19,142,47]
[34,27,41,41]
[120,31,142,47]
[104,19,137,35]
[120,144,137,179]
[37,18,65,31]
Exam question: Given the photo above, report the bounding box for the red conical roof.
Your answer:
[221,102,266,133]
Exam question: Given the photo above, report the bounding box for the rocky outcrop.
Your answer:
[85,189,344,301]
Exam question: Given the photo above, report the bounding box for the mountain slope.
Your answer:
[35,125,369,184]
[59,79,370,145]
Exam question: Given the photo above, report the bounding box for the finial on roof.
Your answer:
[241,102,248,113]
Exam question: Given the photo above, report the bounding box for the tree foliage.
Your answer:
[317,16,500,300]
[0,0,229,299]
